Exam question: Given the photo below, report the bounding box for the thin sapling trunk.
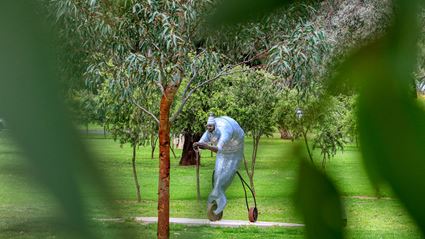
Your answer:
[131,144,142,202]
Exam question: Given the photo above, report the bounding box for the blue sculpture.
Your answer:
[193,113,245,221]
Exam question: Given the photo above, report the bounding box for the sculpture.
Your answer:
[193,113,245,221]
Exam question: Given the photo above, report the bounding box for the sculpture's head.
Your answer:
[206,124,215,133]
[206,112,216,133]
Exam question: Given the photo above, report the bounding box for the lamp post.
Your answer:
[295,108,303,120]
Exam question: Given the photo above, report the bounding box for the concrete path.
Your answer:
[135,217,304,228]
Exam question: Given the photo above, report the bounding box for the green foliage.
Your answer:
[171,51,223,134]
[172,80,213,134]
[267,20,330,93]
[273,88,300,135]
[69,90,103,128]
[215,66,279,139]
[97,78,157,147]
[310,96,350,166]
[274,87,353,167]
[205,3,323,68]
[4,0,425,238]
[207,0,292,27]
[208,66,279,191]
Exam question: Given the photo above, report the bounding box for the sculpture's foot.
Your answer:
[207,202,223,221]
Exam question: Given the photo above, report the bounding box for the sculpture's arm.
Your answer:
[198,131,210,143]
[193,131,210,149]
[215,130,231,153]
[206,145,218,153]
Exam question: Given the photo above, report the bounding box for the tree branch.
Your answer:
[131,98,160,125]
[170,52,263,124]
[181,50,205,99]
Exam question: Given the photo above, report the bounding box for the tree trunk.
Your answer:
[303,130,314,163]
[151,133,157,159]
[243,134,259,196]
[103,125,106,138]
[249,135,260,195]
[195,148,201,203]
[179,132,201,166]
[157,86,177,239]
[279,128,292,140]
[170,147,177,159]
[131,144,141,203]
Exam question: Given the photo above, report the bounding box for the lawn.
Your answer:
[0,130,422,238]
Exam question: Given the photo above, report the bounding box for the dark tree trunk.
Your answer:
[303,130,314,163]
[279,128,292,139]
[131,144,141,202]
[179,132,202,166]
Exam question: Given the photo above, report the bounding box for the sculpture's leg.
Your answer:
[207,201,223,221]
[207,150,243,216]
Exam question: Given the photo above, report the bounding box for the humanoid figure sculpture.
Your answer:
[193,113,244,221]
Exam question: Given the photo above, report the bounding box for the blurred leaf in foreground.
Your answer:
[206,0,320,28]
[295,158,345,239]
[329,1,425,235]
[0,1,118,238]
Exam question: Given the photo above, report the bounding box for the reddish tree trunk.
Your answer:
[157,86,176,239]
[179,132,201,166]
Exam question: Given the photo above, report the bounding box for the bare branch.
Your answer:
[155,80,166,96]
[170,67,250,123]
[131,97,160,125]
[236,49,269,67]
[170,50,263,123]
[181,50,205,98]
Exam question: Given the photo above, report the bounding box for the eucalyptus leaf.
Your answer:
[328,0,425,235]
[295,160,345,239]
[0,1,100,238]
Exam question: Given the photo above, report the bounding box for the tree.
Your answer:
[211,66,278,194]
[49,1,352,237]
[274,87,352,168]
[97,76,157,203]
[172,53,222,166]
[172,86,209,166]
[51,1,239,237]
[14,0,425,238]
[68,90,98,134]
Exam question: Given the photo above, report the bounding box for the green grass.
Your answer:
[0,131,422,238]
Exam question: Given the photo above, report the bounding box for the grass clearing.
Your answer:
[0,131,422,238]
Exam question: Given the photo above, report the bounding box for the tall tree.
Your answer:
[97,76,157,202]
[210,66,278,194]
[50,1,238,238]
[172,53,222,166]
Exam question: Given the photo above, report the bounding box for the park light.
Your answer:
[295,108,303,120]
